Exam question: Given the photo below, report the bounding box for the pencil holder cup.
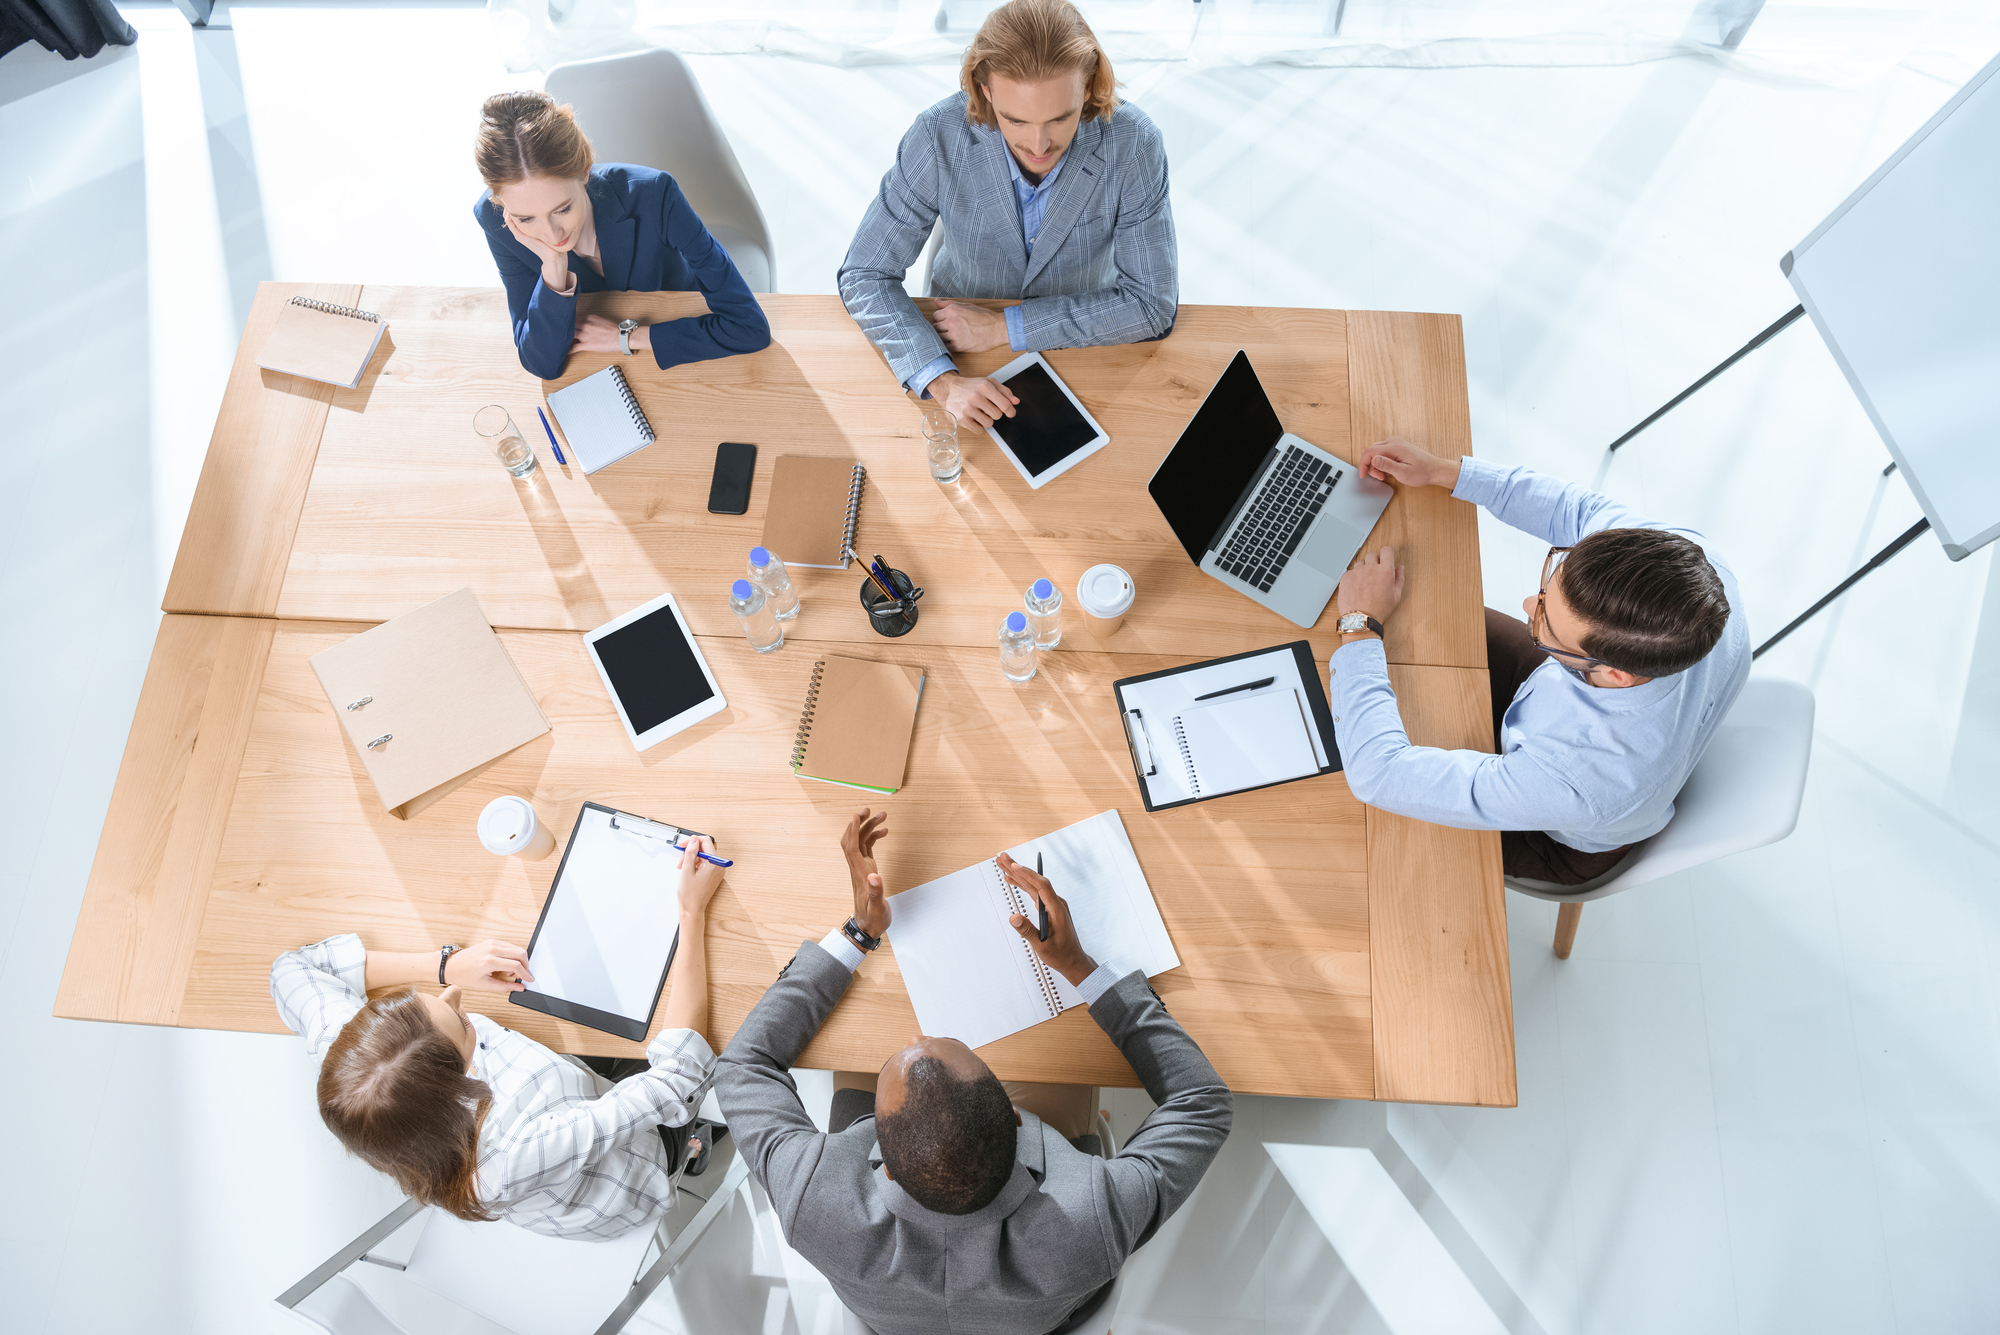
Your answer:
[859,567,920,639]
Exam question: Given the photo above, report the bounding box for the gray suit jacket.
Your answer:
[716,942,1231,1335]
[837,92,1179,391]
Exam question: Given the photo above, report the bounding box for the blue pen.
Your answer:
[675,839,734,869]
[536,406,567,465]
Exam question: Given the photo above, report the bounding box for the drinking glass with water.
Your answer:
[474,404,538,478]
[923,407,961,484]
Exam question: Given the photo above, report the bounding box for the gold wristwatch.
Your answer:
[1337,612,1384,636]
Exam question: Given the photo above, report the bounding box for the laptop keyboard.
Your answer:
[1216,447,1341,593]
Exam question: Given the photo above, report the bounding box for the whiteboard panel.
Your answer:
[1784,50,2000,560]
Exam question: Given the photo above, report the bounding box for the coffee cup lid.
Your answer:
[479,796,537,855]
[1077,564,1134,616]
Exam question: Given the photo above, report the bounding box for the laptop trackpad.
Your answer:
[1299,514,1364,576]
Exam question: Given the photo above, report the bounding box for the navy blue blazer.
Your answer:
[474,164,771,381]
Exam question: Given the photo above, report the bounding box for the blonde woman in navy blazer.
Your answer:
[473,90,770,381]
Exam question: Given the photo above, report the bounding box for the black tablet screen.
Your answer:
[991,362,1099,476]
[593,607,715,734]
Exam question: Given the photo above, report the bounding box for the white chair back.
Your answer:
[287,1275,411,1335]
[545,49,776,291]
[400,1209,657,1335]
[1508,676,1815,904]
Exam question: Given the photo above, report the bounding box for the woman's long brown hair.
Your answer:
[319,989,495,1221]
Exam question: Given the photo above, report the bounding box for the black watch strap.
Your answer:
[840,918,882,953]
[438,943,460,986]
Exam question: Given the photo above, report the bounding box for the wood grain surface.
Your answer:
[179,621,1379,1099]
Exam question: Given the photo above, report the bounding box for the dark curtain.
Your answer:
[1,0,137,61]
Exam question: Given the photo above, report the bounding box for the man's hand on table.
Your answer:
[1358,435,1461,490]
[1337,545,1404,645]
[841,808,891,940]
[997,852,1100,989]
[925,370,1018,431]
[929,299,1011,354]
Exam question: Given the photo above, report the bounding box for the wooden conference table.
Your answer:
[54,283,1513,1106]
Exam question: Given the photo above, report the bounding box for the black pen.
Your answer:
[1195,676,1275,701]
[1036,852,1050,942]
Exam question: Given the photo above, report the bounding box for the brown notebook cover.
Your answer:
[257,295,387,389]
[789,655,926,794]
[309,587,550,819]
[760,456,865,569]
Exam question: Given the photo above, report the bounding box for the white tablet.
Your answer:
[584,592,727,750]
[982,352,1112,489]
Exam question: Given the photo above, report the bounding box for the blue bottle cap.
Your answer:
[1032,578,1053,599]
[1006,611,1027,633]
[751,546,771,566]
[732,579,754,599]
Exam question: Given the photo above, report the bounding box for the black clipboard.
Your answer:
[508,801,706,1042]
[1111,642,1341,812]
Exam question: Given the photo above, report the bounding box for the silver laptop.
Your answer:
[1147,351,1393,629]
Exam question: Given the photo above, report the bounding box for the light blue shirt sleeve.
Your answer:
[905,353,959,400]
[1004,304,1027,352]
[1452,456,1663,544]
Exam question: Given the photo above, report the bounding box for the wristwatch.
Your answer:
[1337,612,1385,637]
[617,318,639,356]
[839,918,882,953]
[438,943,461,986]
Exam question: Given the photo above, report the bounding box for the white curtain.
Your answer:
[489,0,2000,87]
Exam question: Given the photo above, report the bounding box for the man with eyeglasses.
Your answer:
[1326,437,1749,886]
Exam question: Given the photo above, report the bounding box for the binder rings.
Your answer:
[257,295,386,389]
[760,456,866,569]
[545,364,656,474]
[308,587,551,820]
[1112,642,1340,812]
[789,655,926,794]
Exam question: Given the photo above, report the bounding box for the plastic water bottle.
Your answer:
[999,610,1038,682]
[748,546,800,621]
[1024,578,1063,649]
[731,579,783,653]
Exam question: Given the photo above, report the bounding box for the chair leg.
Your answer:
[1553,903,1582,959]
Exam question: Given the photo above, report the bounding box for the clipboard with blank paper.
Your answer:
[510,802,709,1042]
[1112,642,1341,811]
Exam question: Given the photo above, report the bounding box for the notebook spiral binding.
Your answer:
[287,294,381,323]
[607,365,656,444]
[1172,714,1204,797]
[837,464,867,567]
[789,660,829,771]
[996,863,1065,1019]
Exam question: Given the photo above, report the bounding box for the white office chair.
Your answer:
[278,1155,750,1335]
[908,220,944,299]
[1507,676,1815,959]
[842,1108,1124,1335]
[544,49,776,292]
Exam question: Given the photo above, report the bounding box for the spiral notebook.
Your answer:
[790,655,925,794]
[257,295,386,389]
[760,456,866,569]
[1172,690,1320,799]
[545,365,657,474]
[885,809,1179,1052]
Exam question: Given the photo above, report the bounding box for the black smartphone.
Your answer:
[707,442,756,515]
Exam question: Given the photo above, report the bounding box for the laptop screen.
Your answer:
[1147,351,1287,562]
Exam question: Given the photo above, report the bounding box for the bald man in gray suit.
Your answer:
[715,810,1232,1335]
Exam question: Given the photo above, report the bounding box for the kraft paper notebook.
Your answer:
[790,655,926,794]
[256,295,387,389]
[545,364,656,474]
[760,456,866,568]
[885,809,1179,1052]
[308,587,551,820]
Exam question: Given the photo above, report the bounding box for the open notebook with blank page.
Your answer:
[884,809,1178,1051]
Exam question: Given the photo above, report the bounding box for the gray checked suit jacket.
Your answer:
[837,92,1179,391]
[715,941,1231,1335]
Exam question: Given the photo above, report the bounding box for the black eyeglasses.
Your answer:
[1532,547,1611,671]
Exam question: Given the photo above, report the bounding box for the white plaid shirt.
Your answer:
[271,934,716,1240]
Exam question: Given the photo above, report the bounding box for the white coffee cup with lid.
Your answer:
[1075,564,1135,636]
[479,795,557,860]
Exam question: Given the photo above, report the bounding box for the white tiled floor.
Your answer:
[3,7,1997,1332]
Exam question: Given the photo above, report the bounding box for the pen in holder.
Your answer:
[859,566,922,638]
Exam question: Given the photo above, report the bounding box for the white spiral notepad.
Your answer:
[885,809,1178,1051]
[546,365,657,474]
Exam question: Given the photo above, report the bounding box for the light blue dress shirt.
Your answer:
[1327,458,1751,853]
[906,150,1068,398]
